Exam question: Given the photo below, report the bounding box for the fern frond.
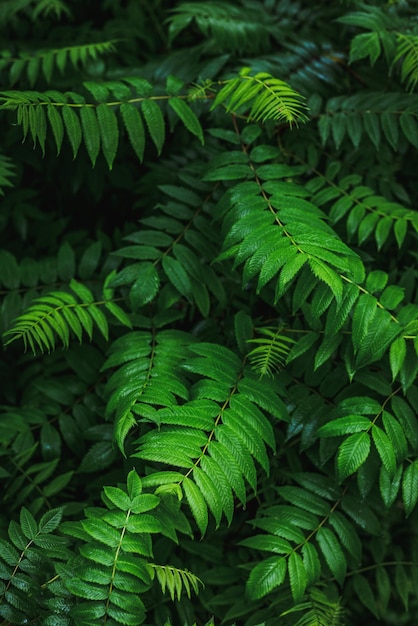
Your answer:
[32,0,71,20]
[136,342,288,535]
[247,327,295,377]
[282,586,345,626]
[242,473,365,600]
[4,40,117,86]
[317,91,418,150]
[147,563,203,601]
[168,1,275,53]
[212,67,309,126]
[305,168,418,249]
[0,78,204,166]
[0,506,68,623]
[395,33,418,92]
[2,278,131,354]
[61,470,162,625]
[110,180,224,316]
[210,158,364,305]
[103,329,193,455]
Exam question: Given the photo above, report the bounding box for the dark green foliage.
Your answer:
[1,0,418,624]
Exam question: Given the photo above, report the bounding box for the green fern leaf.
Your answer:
[46,104,64,154]
[183,476,208,536]
[328,511,362,563]
[80,106,100,166]
[337,432,371,482]
[149,564,203,601]
[288,552,307,603]
[395,34,418,91]
[301,543,321,586]
[141,100,165,155]
[316,527,346,584]
[96,104,118,169]
[402,460,418,517]
[169,97,204,144]
[318,415,371,437]
[212,68,308,126]
[120,103,145,162]
[162,255,192,297]
[247,555,287,600]
[62,105,82,159]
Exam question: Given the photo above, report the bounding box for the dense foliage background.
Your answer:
[1,0,418,624]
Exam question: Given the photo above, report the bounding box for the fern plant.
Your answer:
[1,0,418,625]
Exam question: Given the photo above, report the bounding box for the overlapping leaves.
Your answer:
[318,394,418,511]
[211,156,364,305]
[0,76,204,167]
[306,164,418,249]
[318,92,418,151]
[0,40,117,86]
[61,470,201,625]
[242,472,362,601]
[109,182,226,318]
[136,342,288,535]
[0,507,68,623]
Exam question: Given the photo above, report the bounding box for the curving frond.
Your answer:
[284,587,345,626]
[148,563,203,601]
[32,0,71,20]
[247,327,295,377]
[395,33,418,92]
[212,67,309,126]
[0,76,204,166]
[2,278,131,353]
[102,329,193,455]
[109,180,225,318]
[1,40,117,86]
[208,152,364,304]
[133,341,288,534]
